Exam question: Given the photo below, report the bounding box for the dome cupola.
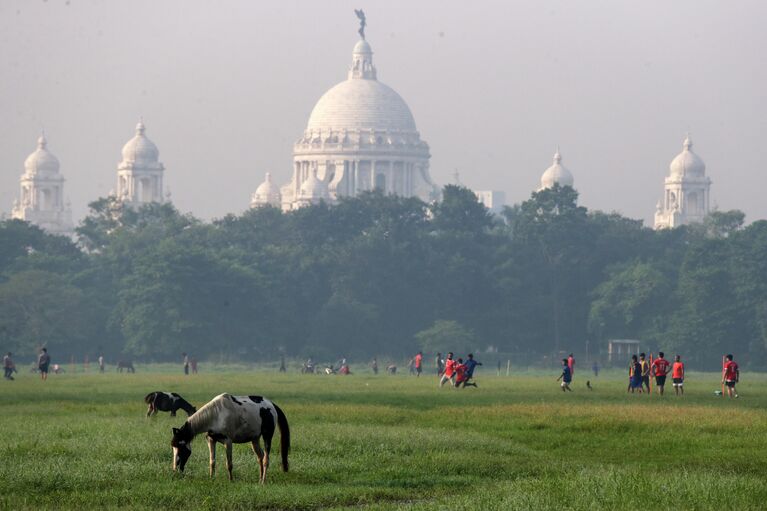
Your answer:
[669,134,705,178]
[251,172,282,208]
[121,120,160,165]
[24,133,60,175]
[540,148,575,190]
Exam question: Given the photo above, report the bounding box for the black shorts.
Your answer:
[416,366,422,374]
[39,363,49,374]
[642,375,650,385]
[672,378,683,385]
[725,380,737,388]
[655,375,666,386]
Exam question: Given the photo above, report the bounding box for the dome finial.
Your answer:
[553,146,562,163]
[136,117,146,135]
[38,129,47,149]
[683,132,692,150]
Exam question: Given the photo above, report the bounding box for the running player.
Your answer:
[722,354,739,398]
[414,351,423,377]
[557,358,573,391]
[462,353,483,388]
[651,352,671,395]
[454,358,467,388]
[672,355,684,396]
[439,352,456,387]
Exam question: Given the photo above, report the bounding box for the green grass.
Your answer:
[1,368,765,510]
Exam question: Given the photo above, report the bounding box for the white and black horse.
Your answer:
[145,391,197,417]
[171,393,290,483]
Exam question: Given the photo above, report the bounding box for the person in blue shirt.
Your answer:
[557,358,573,391]
[461,353,483,388]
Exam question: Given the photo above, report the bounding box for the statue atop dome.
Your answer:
[355,9,366,39]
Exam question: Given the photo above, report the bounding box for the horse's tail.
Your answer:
[144,392,157,404]
[274,403,290,472]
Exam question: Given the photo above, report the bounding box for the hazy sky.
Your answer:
[2,0,766,226]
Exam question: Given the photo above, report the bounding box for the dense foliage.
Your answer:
[1,186,765,369]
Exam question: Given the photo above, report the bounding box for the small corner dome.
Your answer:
[253,172,281,204]
[24,134,60,174]
[121,121,160,163]
[353,39,373,54]
[300,172,328,198]
[540,149,574,189]
[669,135,705,177]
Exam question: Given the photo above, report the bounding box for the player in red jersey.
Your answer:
[671,355,684,396]
[414,351,423,377]
[651,352,671,395]
[440,352,456,387]
[722,354,739,398]
[454,358,468,388]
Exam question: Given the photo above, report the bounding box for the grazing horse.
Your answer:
[145,391,197,417]
[116,360,135,373]
[171,393,290,483]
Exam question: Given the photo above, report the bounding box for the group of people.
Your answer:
[627,352,685,396]
[438,352,483,388]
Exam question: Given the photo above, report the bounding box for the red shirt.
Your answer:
[455,363,467,382]
[567,356,575,373]
[652,358,670,376]
[672,362,684,379]
[414,354,423,368]
[444,359,456,377]
[724,361,739,381]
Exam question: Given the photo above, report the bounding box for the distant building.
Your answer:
[539,148,575,191]
[654,135,711,229]
[11,133,73,235]
[116,120,165,207]
[474,190,506,215]
[251,28,439,210]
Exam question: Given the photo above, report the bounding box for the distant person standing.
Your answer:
[652,352,671,395]
[592,361,599,377]
[98,354,105,373]
[414,351,423,377]
[722,354,739,398]
[629,355,643,394]
[182,352,189,375]
[4,352,15,380]
[462,353,483,388]
[279,354,286,373]
[557,358,573,391]
[567,353,575,376]
[672,355,685,396]
[190,357,198,374]
[38,348,50,381]
[436,352,444,376]
[639,353,651,393]
[371,357,379,375]
[439,352,456,387]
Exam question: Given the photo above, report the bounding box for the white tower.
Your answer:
[116,120,165,206]
[11,133,73,235]
[539,147,575,191]
[654,135,711,229]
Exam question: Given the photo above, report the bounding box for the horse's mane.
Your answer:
[187,394,235,435]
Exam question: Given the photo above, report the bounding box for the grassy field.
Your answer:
[1,367,766,510]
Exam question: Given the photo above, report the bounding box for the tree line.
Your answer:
[0,185,764,370]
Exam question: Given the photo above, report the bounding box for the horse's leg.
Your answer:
[261,432,273,484]
[146,403,152,417]
[207,436,216,477]
[251,438,265,483]
[225,440,234,481]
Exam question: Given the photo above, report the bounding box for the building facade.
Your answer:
[11,133,73,235]
[654,135,711,229]
[252,35,439,210]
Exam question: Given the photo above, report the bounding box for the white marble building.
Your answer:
[474,190,506,215]
[116,120,165,207]
[11,133,73,235]
[539,148,575,191]
[654,135,711,229]
[252,34,439,210]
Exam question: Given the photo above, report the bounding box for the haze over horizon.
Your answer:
[2,0,765,226]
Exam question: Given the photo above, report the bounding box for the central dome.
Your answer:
[306,78,417,133]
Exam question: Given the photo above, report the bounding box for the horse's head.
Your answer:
[171,424,193,472]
